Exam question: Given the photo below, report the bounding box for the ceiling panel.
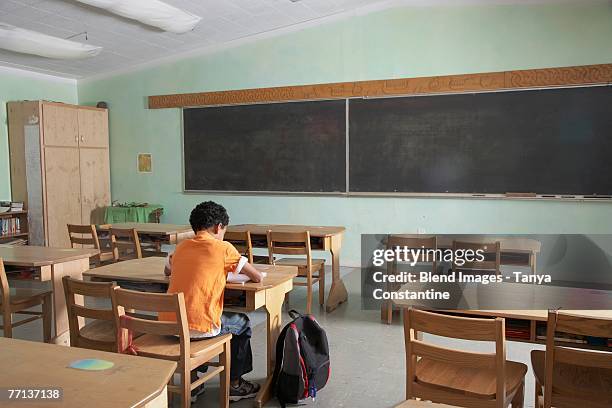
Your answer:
[0,0,593,79]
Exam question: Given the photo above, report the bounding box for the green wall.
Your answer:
[76,2,612,265]
[0,70,78,200]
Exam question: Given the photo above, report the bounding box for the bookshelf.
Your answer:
[0,211,29,245]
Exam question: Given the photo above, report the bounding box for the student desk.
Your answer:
[99,223,194,245]
[393,282,612,345]
[0,337,175,407]
[389,235,542,273]
[228,224,347,312]
[396,401,459,408]
[83,256,298,408]
[0,245,98,345]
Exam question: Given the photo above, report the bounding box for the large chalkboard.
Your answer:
[349,86,612,195]
[183,100,346,193]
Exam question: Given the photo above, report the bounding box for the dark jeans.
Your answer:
[194,312,253,381]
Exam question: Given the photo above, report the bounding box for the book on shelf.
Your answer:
[0,217,22,236]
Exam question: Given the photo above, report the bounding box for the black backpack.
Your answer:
[272,310,330,406]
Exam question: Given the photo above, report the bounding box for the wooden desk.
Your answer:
[396,401,459,408]
[84,256,298,408]
[0,337,175,407]
[393,282,612,345]
[228,224,347,312]
[99,223,194,245]
[390,234,541,272]
[0,246,98,345]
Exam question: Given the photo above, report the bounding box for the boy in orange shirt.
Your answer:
[164,201,263,401]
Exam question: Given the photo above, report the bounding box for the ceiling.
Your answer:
[0,0,391,79]
[0,0,598,80]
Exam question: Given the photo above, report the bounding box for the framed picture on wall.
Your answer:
[137,153,152,173]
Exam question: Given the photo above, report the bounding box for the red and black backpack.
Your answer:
[272,310,330,407]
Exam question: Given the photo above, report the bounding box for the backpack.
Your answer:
[272,310,330,406]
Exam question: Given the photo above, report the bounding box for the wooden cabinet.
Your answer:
[78,108,109,148]
[8,101,110,247]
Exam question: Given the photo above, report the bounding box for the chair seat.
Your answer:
[1,287,51,306]
[276,258,325,275]
[80,320,116,343]
[531,350,612,399]
[133,333,231,360]
[416,357,528,399]
[99,252,115,262]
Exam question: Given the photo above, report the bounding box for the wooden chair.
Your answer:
[62,276,118,352]
[531,311,612,408]
[224,230,254,264]
[112,288,231,408]
[67,224,114,266]
[452,240,501,275]
[110,228,142,262]
[382,236,437,324]
[0,258,52,342]
[404,309,527,408]
[267,230,325,314]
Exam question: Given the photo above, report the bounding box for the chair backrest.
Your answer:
[543,311,612,408]
[110,228,142,262]
[224,230,253,264]
[0,258,10,308]
[267,230,312,267]
[62,276,117,352]
[67,224,101,250]
[387,235,438,273]
[404,309,507,408]
[112,288,190,362]
[452,240,501,275]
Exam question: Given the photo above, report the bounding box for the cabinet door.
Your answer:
[78,108,109,148]
[44,146,81,247]
[79,147,111,224]
[42,104,79,147]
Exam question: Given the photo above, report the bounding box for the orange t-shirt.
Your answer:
[160,231,241,333]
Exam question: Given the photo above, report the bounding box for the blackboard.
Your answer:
[183,100,346,193]
[349,86,612,195]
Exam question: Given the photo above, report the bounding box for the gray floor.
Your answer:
[4,267,542,408]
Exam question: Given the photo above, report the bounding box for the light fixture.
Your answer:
[0,23,102,59]
[75,0,201,34]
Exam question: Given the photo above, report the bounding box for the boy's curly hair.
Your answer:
[189,201,229,232]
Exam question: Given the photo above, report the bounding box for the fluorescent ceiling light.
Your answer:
[75,0,202,34]
[0,23,101,59]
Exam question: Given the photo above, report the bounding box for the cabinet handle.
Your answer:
[74,135,78,142]
[80,135,84,143]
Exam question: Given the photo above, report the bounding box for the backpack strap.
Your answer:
[271,321,292,405]
[288,309,303,320]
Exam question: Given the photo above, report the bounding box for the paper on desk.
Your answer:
[227,272,267,283]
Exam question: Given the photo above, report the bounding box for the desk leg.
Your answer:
[326,234,348,313]
[254,282,290,408]
[49,258,89,346]
[530,252,537,275]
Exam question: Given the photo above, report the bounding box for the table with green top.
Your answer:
[103,204,163,224]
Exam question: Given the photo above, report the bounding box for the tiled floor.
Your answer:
[3,267,542,408]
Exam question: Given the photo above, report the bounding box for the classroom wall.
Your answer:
[0,69,78,200]
[77,2,612,266]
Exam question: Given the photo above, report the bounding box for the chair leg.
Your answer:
[2,311,12,338]
[42,294,52,343]
[318,264,325,306]
[181,365,190,408]
[306,272,313,315]
[220,340,230,408]
[534,378,543,408]
[511,380,525,408]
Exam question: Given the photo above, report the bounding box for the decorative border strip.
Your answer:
[148,63,612,109]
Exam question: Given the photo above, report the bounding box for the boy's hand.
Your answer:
[240,262,263,283]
